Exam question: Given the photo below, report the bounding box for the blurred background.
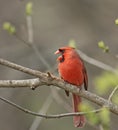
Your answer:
[0,0,118,130]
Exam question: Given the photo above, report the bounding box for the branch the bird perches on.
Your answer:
[0,58,118,115]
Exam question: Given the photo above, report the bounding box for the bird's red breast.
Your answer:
[55,46,88,89]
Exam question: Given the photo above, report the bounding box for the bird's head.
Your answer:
[54,46,75,62]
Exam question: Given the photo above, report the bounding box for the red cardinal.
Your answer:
[55,46,88,128]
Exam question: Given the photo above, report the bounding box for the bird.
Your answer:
[55,46,88,128]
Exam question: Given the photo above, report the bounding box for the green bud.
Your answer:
[68,40,77,48]
[115,19,118,25]
[3,22,16,34]
[26,2,33,16]
[9,26,16,34]
[3,22,11,31]
[98,41,105,49]
[98,41,109,53]
[104,46,109,52]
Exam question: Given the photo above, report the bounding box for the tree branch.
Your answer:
[0,58,47,78]
[0,78,40,89]
[108,85,118,102]
[0,58,118,115]
[0,96,102,118]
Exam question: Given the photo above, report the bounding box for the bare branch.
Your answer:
[15,33,51,69]
[26,15,33,44]
[0,96,102,118]
[0,58,118,115]
[26,11,52,129]
[26,11,51,69]
[29,94,53,130]
[0,58,47,78]
[0,78,41,89]
[51,88,72,112]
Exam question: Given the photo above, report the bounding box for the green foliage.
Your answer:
[3,22,16,34]
[99,107,110,124]
[99,107,110,130]
[68,40,77,48]
[80,103,110,129]
[80,103,100,125]
[80,102,93,112]
[26,2,33,16]
[95,71,118,95]
[98,41,109,52]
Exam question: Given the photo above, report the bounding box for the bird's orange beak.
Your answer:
[54,50,60,55]
[54,50,62,61]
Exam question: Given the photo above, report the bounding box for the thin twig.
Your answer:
[27,15,33,44]
[108,85,118,102]
[99,124,104,130]
[26,14,52,130]
[14,34,31,47]
[0,58,47,78]
[15,34,51,69]
[0,96,102,118]
[27,15,50,68]
[29,94,53,130]
[51,87,72,112]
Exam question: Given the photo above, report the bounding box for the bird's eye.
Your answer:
[59,49,65,53]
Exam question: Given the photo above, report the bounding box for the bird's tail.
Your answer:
[72,94,86,127]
